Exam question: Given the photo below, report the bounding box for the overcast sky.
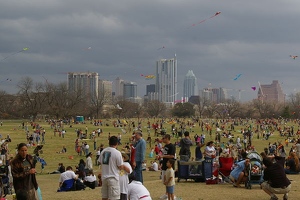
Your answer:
[1,0,300,102]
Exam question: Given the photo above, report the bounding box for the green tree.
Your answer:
[171,102,195,117]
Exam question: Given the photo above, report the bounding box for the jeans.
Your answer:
[135,161,143,183]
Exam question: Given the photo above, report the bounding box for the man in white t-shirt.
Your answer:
[58,166,78,191]
[98,136,125,200]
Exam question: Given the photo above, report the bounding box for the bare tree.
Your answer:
[0,91,18,118]
[144,100,166,117]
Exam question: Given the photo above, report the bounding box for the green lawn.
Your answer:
[1,118,299,200]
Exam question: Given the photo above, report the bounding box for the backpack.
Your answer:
[74,179,86,191]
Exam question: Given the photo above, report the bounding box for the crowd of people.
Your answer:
[3,118,300,200]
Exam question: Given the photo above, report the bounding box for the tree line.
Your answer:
[0,77,299,120]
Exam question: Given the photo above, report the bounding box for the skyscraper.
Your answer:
[155,55,177,104]
[183,70,198,99]
[113,77,124,98]
[99,80,113,104]
[123,82,137,99]
[67,72,98,102]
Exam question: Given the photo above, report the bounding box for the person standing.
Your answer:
[179,131,193,161]
[85,152,93,173]
[164,159,175,200]
[98,136,125,200]
[204,141,216,159]
[119,152,132,200]
[158,134,176,199]
[261,156,291,200]
[11,143,39,200]
[132,131,146,183]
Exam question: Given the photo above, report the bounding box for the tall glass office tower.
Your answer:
[183,70,198,99]
[155,55,177,103]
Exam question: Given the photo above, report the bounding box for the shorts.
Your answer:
[101,177,120,199]
[161,170,166,183]
[166,185,174,194]
[261,182,291,194]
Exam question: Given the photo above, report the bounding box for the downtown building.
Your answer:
[155,55,177,105]
[99,80,113,104]
[67,72,99,103]
[183,70,198,100]
[200,87,227,103]
[258,80,285,103]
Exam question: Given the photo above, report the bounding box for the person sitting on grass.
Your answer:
[49,163,65,174]
[285,152,300,174]
[229,158,250,187]
[58,166,78,192]
[84,169,97,189]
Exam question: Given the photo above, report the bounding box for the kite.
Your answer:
[0,78,12,83]
[190,11,221,28]
[0,47,29,62]
[141,74,155,80]
[251,86,256,91]
[233,74,242,81]
[116,104,122,110]
[157,46,165,50]
[83,47,92,50]
[290,55,298,60]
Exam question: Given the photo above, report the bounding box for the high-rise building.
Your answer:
[155,55,177,104]
[146,84,155,95]
[258,80,285,103]
[201,87,227,103]
[123,82,137,99]
[67,72,98,102]
[99,80,113,104]
[113,77,124,98]
[183,70,198,100]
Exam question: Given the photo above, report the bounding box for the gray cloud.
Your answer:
[1,0,300,101]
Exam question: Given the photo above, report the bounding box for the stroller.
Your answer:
[245,151,263,189]
[0,163,12,197]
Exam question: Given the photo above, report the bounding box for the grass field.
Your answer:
[1,119,300,200]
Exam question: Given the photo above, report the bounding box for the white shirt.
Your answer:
[119,162,132,194]
[151,162,158,171]
[85,156,93,170]
[98,147,123,180]
[128,181,152,200]
[84,174,96,182]
[59,170,77,183]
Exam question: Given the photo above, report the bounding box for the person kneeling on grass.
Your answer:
[229,158,250,187]
[128,173,152,200]
[261,157,291,200]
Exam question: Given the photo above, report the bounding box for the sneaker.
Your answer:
[283,194,288,200]
[160,194,168,199]
[270,195,278,200]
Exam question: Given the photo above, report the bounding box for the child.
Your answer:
[119,151,132,200]
[164,159,175,200]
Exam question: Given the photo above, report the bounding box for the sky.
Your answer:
[1,0,300,102]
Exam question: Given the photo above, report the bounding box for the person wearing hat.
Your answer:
[120,151,132,200]
[85,152,93,173]
[132,131,146,183]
